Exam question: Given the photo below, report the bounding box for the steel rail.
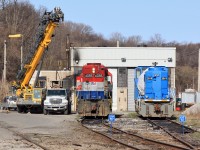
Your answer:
[0,122,49,150]
[166,118,197,133]
[80,118,140,150]
[103,122,190,150]
[148,119,196,150]
[80,118,189,150]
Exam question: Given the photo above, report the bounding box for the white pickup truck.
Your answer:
[43,88,71,115]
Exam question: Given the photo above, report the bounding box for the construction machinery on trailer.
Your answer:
[12,7,64,113]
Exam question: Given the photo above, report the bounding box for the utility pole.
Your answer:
[3,40,6,82]
[198,49,200,91]
[8,34,23,70]
[21,35,23,70]
[193,76,194,89]
[66,34,71,70]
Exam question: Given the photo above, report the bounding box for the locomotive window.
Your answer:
[95,74,103,77]
[85,74,93,78]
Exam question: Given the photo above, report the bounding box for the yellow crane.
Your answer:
[13,7,64,113]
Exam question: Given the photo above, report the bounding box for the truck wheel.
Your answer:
[23,108,28,114]
[17,106,23,113]
[64,109,68,115]
[43,108,47,115]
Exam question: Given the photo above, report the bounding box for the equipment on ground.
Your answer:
[12,7,64,113]
[134,66,175,117]
[76,63,112,116]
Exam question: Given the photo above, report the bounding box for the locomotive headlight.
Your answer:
[92,68,95,73]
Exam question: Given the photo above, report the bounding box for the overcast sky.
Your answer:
[27,0,200,43]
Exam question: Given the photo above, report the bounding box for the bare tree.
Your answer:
[0,1,40,80]
[0,0,9,10]
[126,35,142,47]
[176,66,198,93]
[148,33,165,47]
[109,32,126,46]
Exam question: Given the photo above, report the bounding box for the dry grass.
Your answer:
[0,81,10,103]
[173,110,200,130]
[190,132,200,140]
[127,112,138,118]
[184,115,200,128]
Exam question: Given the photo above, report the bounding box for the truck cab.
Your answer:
[43,88,70,115]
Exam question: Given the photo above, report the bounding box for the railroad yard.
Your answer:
[0,110,199,150]
[1,1,200,150]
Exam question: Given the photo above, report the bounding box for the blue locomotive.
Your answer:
[135,66,174,117]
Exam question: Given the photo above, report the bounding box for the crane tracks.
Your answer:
[80,118,190,150]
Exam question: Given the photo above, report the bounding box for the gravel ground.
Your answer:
[1,110,200,150]
[0,111,129,150]
[0,125,42,150]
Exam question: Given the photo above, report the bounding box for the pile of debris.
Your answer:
[183,103,200,116]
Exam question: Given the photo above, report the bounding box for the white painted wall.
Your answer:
[128,69,135,111]
[108,69,117,111]
[71,47,176,68]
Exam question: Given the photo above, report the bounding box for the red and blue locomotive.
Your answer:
[76,63,112,116]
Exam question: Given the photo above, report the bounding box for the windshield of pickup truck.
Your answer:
[47,90,66,96]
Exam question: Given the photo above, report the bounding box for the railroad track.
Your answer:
[148,119,200,149]
[80,118,190,150]
[0,121,48,150]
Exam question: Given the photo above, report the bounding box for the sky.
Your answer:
[26,0,200,43]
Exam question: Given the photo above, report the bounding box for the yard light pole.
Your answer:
[8,34,23,70]
[3,40,7,82]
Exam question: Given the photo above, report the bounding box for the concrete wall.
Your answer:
[128,69,135,111]
[108,69,117,111]
[30,70,71,88]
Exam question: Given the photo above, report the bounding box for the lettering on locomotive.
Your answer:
[94,74,103,78]
[85,74,93,78]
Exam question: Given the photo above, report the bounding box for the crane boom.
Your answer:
[14,7,64,94]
